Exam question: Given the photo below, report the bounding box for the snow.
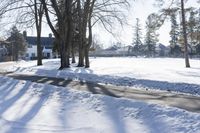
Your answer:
[0,76,200,133]
[1,57,200,132]
[1,57,200,95]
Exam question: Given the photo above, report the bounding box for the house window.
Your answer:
[26,53,29,57]
[32,53,35,57]
[47,53,50,58]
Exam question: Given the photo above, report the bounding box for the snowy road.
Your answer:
[5,73,200,113]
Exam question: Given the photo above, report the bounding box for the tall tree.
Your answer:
[144,14,159,57]
[193,8,200,54]
[41,0,130,68]
[2,0,45,65]
[132,18,143,55]
[34,0,44,66]
[7,26,27,61]
[41,0,73,69]
[169,8,180,56]
[188,8,196,47]
[181,0,190,67]
[155,0,192,67]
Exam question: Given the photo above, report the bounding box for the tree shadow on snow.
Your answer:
[0,78,73,133]
[33,68,200,96]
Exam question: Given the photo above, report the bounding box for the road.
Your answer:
[1,73,199,113]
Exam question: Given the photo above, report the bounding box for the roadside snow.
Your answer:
[0,76,200,133]
[1,57,200,96]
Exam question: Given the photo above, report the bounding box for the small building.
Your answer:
[155,43,170,57]
[24,31,55,60]
[0,40,11,62]
[25,45,37,60]
[43,47,53,59]
[90,45,136,57]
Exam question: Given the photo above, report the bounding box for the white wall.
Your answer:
[26,45,37,59]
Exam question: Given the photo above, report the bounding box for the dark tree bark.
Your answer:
[41,0,71,69]
[85,0,95,68]
[181,0,190,68]
[34,0,43,66]
[64,0,73,68]
[71,41,76,63]
[77,0,91,67]
[77,0,85,67]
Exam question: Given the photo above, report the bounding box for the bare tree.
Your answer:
[181,0,190,67]
[15,0,45,66]
[77,0,95,67]
[0,0,45,66]
[41,0,130,68]
[77,0,130,67]
[41,0,74,69]
[34,0,44,66]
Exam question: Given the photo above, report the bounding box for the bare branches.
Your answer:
[92,0,130,34]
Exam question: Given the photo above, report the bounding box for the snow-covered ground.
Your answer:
[0,76,200,133]
[1,57,200,95]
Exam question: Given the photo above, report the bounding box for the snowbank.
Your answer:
[2,57,200,96]
[0,76,200,133]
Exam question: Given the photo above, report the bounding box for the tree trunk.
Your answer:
[34,0,43,66]
[181,0,190,68]
[16,42,19,61]
[36,34,42,66]
[59,38,67,69]
[78,48,85,67]
[71,42,76,63]
[77,0,85,67]
[42,0,68,69]
[85,14,93,68]
[64,0,73,68]
[84,48,89,68]
[36,12,43,66]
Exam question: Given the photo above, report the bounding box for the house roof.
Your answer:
[26,36,54,49]
[105,45,120,51]
[0,40,11,45]
[156,43,169,50]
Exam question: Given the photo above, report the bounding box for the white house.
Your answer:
[25,45,53,60]
[24,31,55,60]
[42,47,53,59]
[25,45,37,60]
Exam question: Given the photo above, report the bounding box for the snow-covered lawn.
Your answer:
[0,76,200,133]
[1,57,200,95]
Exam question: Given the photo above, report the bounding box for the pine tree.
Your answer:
[144,14,159,57]
[132,18,143,55]
[195,8,200,54]
[7,26,27,61]
[188,9,196,47]
[169,10,180,56]
[195,9,200,44]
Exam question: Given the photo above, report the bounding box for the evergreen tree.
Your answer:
[195,8,200,54]
[195,9,200,43]
[144,14,159,57]
[169,10,180,56]
[132,18,143,55]
[7,26,27,61]
[188,9,196,47]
